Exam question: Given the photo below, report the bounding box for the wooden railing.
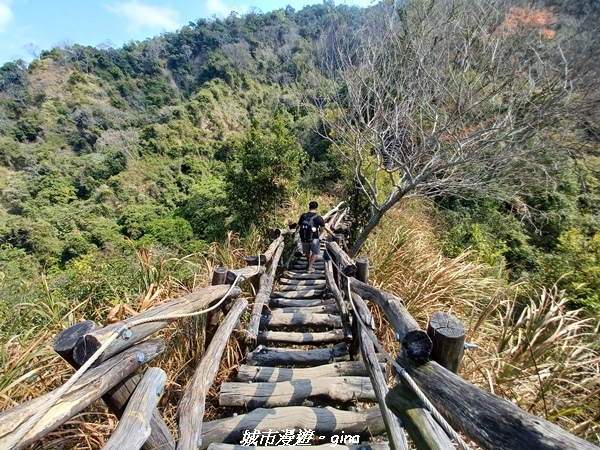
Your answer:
[0,203,598,450]
[324,240,600,450]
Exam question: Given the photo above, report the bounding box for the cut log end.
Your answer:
[401,330,433,362]
[53,320,98,366]
[73,334,103,367]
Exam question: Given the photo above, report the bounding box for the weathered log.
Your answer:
[237,361,385,382]
[226,266,265,284]
[256,329,345,345]
[427,312,465,373]
[359,328,408,450]
[259,312,341,329]
[177,298,248,450]
[200,405,384,449]
[356,258,370,284]
[245,236,284,266]
[220,376,376,408]
[245,241,285,345]
[278,278,327,287]
[206,266,233,348]
[269,298,336,308]
[207,444,390,450]
[387,356,600,450]
[211,266,229,286]
[326,241,357,277]
[278,282,327,291]
[351,293,375,329]
[324,260,353,341]
[73,285,241,366]
[0,339,165,450]
[271,289,325,299]
[282,270,326,280]
[247,343,349,366]
[53,323,174,450]
[321,201,345,222]
[289,260,325,269]
[53,320,98,367]
[269,304,338,315]
[103,374,175,450]
[349,278,432,361]
[385,384,455,450]
[103,368,167,450]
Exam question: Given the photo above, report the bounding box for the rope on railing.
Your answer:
[5,262,261,450]
[325,245,471,450]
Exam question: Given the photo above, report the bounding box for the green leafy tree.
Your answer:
[179,175,230,242]
[226,115,306,231]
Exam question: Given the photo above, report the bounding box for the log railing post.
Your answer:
[356,258,369,284]
[103,368,167,450]
[426,312,465,374]
[53,323,175,450]
[211,266,228,286]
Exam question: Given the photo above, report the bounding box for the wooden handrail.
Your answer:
[0,339,165,450]
[72,284,242,366]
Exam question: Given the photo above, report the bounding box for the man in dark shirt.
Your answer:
[297,201,334,273]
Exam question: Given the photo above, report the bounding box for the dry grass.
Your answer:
[0,234,259,449]
[363,199,600,444]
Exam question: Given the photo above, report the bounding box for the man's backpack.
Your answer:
[299,214,317,243]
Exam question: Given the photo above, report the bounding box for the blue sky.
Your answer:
[0,0,374,65]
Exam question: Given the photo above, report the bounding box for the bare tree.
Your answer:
[312,0,574,256]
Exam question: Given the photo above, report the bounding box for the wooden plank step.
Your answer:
[260,312,341,329]
[282,271,326,280]
[277,283,327,291]
[257,330,345,345]
[271,290,324,299]
[247,343,349,366]
[208,444,390,450]
[219,376,376,408]
[200,406,385,447]
[269,304,338,315]
[269,298,335,308]
[237,361,383,382]
[278,278,327,286]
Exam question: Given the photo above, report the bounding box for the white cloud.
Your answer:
[205,0,247,17]
[107,1,179,32]
[0,1,13,33]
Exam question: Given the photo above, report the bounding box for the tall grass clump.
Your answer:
[361,199,600,443]
[0,228,262,449]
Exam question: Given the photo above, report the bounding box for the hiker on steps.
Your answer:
[297,201,334,273]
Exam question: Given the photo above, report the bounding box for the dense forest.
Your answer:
[0,0,599,443]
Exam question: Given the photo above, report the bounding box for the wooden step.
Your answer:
[269,298,335,308]
[201,406,385,447]
[237,361,385,382]
[269,304,338,315]
[271,290,325,299]
[278,282,327,291]
[208,444,391,450]
[278,278,327,287]
[260,312,341,329]
[220,376,376,408]
[290,259,325,267]
[256,329,345,345]
[282,271,326,280]
[247,343,349,366]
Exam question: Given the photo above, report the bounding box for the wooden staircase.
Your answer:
[209,255,390,449]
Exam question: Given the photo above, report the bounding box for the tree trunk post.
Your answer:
[356,258,369,284]
[211,266,229,286]
[426,312,466,374]
[53,323,174,450]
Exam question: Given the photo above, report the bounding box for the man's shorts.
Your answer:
[302,238,321,256]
